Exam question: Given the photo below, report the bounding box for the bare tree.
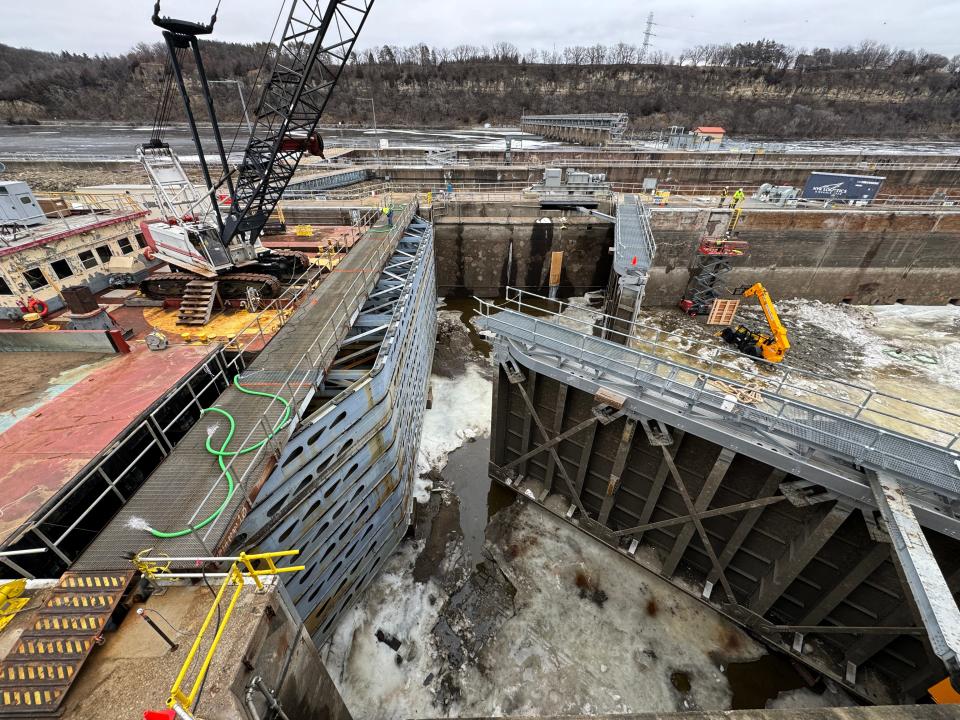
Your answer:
[563,46,588,65]
[609,42,637,65]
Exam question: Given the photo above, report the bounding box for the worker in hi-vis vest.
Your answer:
[732,188,746,207]
[718,186,729,207]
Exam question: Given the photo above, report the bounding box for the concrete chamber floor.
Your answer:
[321,306,857,720]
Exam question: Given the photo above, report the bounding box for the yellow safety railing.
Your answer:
[133,549,303,717]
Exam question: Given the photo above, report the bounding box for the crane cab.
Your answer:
[141,220,236,278]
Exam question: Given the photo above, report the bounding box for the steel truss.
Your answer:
[224,0,375,246]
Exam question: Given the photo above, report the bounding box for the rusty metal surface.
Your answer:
[0,570,134,717]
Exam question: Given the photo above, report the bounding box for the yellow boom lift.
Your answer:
[721,283,790,363]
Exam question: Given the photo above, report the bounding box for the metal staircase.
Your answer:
[177,279,218,325]
[0,570,134,717]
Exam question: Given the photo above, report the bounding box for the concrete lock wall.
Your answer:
[432,202,960,305]
[646,208,960,306]
[434,206,615,298]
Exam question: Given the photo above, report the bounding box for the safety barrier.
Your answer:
[481,288,960,497]
[134,550,304,719]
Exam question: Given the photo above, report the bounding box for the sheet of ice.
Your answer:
[784,299,891,369]
[325,502,767,719]
[322,540,444,720]
[767,683,857,710]
[416,363,493,490]
[453,504,766,716]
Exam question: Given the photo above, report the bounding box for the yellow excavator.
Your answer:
[721,283,790,363]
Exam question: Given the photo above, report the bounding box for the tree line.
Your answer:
[355,39,959,75]
[1,38,958,139]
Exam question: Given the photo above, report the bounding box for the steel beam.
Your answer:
[800,543,890,626]
[633,431,686,544]
[615,496,786,537]
[869,471,960,685]
[542,385,568,496]
[659,445,736,602]
[707,468,786,592]
[750,502,853,615]
[517,372,537,477]
[490,366,510,466]
[514,373,586,515]
[574,422,598,497]
[503,414,602,473]
[661,448,736,577]
[598,418,637,525]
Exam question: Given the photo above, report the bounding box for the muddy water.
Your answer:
[724,655,809,709]
[441,437,514,567]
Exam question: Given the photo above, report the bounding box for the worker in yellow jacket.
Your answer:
[732,188,746,208]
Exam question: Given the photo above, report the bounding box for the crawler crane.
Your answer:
[137,0,375,300]
[721,282,790,363]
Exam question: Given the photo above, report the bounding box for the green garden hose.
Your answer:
[141,376,292,539]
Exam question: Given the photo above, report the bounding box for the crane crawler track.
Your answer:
[140,272,281,300]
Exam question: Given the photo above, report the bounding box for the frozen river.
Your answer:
[0,123,558,160]
[3,122,959,160]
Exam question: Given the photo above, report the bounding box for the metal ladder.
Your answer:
[0,570,134,717]
[177,280,218,326]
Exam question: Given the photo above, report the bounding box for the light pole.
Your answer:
[209,80,253,135]
[358,96,379,163]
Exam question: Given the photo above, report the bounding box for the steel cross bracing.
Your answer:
[223,0,374,246]
[474,291,960,534]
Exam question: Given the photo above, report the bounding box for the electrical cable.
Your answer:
[142,375,292,539]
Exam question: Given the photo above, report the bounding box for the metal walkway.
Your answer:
[75,205,417,570]
[612,195,656,304]
[476,294,960,518]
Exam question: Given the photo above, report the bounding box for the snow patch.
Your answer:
[415,363,492,499]
[766,682,857,710]
[322,541,443,720]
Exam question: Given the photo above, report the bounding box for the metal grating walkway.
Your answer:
[74,205,416,570]
[0,570,134,717]
[476,303,960,504]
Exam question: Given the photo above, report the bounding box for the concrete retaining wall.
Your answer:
[647,207,960,305]
[434,207,614,297]
[433,202,960,305]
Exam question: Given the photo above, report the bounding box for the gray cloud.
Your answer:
[1,0,957,57]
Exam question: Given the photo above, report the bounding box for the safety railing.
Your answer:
[0,348,235,579]
[482,288,960,495]
[185,202,418,549]
[134,550,304,720]
[279,176,960,213]
[0,192,148,246]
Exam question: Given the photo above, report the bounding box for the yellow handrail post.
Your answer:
[134,549,304,716]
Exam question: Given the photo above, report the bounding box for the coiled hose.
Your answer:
[145,375,291,539]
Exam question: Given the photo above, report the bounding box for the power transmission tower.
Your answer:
[640,12,656,61]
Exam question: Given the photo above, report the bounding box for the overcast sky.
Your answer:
[2,1,958,58]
